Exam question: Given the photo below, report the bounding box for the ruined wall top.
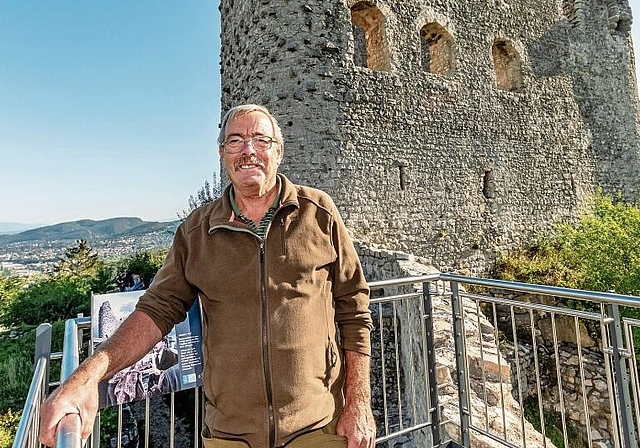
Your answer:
[219,0,640,273]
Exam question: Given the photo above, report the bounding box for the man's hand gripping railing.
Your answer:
[55,413,82,448]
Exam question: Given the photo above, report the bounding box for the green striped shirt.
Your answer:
[229,180,282,240]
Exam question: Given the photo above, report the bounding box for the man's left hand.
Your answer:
[337,399,376,447]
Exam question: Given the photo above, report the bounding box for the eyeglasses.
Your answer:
[222,136,276,153]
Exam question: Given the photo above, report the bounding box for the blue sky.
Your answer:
[1,2,640,225]
[1,2,220,224]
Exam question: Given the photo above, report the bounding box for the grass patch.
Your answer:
[523,396,582,448]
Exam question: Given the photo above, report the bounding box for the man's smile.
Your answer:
[234,155,266,171]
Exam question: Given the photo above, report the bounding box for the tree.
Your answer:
[53,239,116,294]
[179,173,223,220]
[0,241,118,327]
[0,276,25,317]
[113,250,167,291]
[1,276,92,326]
[54,239,101,276]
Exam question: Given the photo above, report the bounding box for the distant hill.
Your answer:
[0,222,45,235]
[0,217,180,246]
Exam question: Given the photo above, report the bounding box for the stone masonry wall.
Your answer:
[356,242,555,447]
[219,0,640,274]
[492,291,616,446]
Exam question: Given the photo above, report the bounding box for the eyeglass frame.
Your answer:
[221,135,278,154]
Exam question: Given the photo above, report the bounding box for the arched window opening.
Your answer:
[350,2,390,71]
[607,3,632,34]
[492,39,523,93]
[352,24,367,67]
[420,22,455,76]
[561,0,585,29]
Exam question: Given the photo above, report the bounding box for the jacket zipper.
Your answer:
[260,240,276,447]
[279,218,285,256]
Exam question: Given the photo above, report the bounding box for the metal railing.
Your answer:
[13,273,640,448]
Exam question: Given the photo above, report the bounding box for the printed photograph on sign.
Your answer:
[91,291,204,408]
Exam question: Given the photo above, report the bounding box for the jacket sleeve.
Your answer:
[135,223,198,337]
[330,201,373,356]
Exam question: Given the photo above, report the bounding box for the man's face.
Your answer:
[219,111,282,195]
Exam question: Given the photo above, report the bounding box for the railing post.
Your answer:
[56,317,88,448]
[34,323,53,393]
[12,323,52,448]
[450,281,471,447]
[423,281,441,446]
[606,304,638,448]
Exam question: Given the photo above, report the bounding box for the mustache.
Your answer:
[234,155,265,171]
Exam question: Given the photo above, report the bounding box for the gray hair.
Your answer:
[217,104,284,149]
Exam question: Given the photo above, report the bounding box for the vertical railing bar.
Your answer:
[451,281,471,447]
[117,404,123,448]
[87,314,99,448]
[474,299,490,432]
[35,323,52,448]
[194,387,200,448]
[144,396,150,448]
[601,305,622,448]
[92,412,100,448]
[623,321,640,440]
[13,357,47,448]
[510,306,527,448]
[575,316,593,448]
[379,302,389,435]
[405,289,417,427]
[550,313,569,448]
[490,302,507,441]
[530,309,547,448]
[392,301,403,430]
[463,293,473,433]
[423,281,441,446]
[170,392,176,448]
[606,304,637,448]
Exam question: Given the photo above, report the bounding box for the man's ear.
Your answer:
[277,145,284,164]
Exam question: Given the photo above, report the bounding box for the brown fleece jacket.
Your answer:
[136,174,372,448]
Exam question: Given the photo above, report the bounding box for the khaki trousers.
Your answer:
[202,423,347,448]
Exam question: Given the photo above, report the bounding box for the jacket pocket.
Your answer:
[324,339,338,389]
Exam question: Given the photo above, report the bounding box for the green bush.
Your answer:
[555,193,640,295]
[1,275,92,327]
[494,238,584,289]
[0,321,65,413]
[0,409,21,448]
[0,276,26,318]
[495,192,640,296]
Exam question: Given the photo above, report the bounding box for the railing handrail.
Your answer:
[440,273,640,307]
[56,414,82,448]
[17,273,640,448]
[12,356,48,448]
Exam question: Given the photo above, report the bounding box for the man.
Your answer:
[39,104,375,448]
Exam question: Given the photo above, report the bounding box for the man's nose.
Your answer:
[240,139,257,154]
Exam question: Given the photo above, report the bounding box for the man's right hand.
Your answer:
[38,310,164,446]
[38,372,100,447]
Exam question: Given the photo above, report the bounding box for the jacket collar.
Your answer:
[208,174,299,233]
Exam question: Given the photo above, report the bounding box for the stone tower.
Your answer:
[219,0,640,273]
